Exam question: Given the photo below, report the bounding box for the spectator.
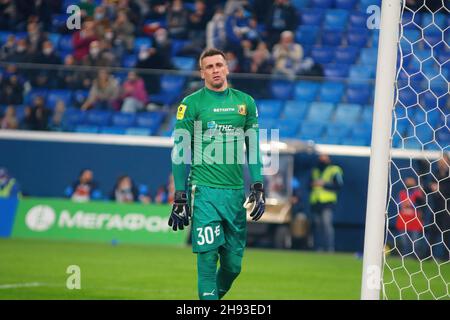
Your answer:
[298,57,324,77]
[243,40,272,74]
[57,54,87,90]
[66,169,101,202]
[395,177,427,259]
[81,69,120,110]
[120,71,148,113]
[6,39,33,63]
[0,105,19,129]
[225,6,252,52]
[154,184,168,204]
[147,0,168,20]
[25,20,47,55]
[187,0,208,43]
[206,6,227,50]
[272,30,304,78]
[30,40,62,88]
[30,95,51,130]
[19,106,34,130]
[0,74,24,105]
[224,50,241,73]
[73,19,98,62]
[82,40,118,69]
[111,175,151,203]
[49,100,66,131]
[309,153,344,252]
[93,5,111,35]
[112,10,135,52]
[167,0,189,39]
[78,0,96,18]
[265,0,299,48]
[0,167,21,199]
[0,0,15,30]
[0,34,16,60]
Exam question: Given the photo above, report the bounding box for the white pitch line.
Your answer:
[0,282,45,289]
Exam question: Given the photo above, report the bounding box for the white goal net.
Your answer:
[382,0,449,299]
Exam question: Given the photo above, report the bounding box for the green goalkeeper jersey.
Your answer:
[172,86,263,190]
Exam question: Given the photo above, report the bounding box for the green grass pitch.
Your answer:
[0,238,448,299]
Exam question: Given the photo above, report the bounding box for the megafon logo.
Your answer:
[25,205,56,232]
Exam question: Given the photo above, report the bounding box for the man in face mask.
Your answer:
[309,153,344,252]
[0,168,21,199]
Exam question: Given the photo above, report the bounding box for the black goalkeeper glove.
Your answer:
[243,182,265,221]
[168,191,191,231]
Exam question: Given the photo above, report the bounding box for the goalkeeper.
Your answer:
[169,48,265,300]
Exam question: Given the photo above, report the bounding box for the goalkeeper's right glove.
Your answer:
[243,182,265,221]
[168,191,191,231]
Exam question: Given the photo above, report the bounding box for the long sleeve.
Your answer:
[244,97,263,184]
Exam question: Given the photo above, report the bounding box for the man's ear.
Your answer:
[200,69,205,79]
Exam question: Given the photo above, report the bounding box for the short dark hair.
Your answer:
[198,48,226,69]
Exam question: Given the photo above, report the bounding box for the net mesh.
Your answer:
[382,0,450,299]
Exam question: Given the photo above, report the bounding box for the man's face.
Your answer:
[81,170,93,183]
[200,54,229,90]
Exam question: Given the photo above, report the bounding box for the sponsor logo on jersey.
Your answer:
[213,107,235,113]
[238,104,247,115]
[176,104,187,120]
[207,121,216,129]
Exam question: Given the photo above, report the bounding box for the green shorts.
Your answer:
[189,185,247,256]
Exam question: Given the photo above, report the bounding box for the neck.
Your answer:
[205,81,228,92]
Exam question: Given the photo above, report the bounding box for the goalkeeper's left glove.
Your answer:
[243,182,265,221]
[168,191,191,231]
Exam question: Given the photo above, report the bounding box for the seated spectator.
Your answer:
[66,169,101,202]
[25,20,47,56]
[187,0,208,44]
[120,71,148,113]
[243,40,273,74]
[0,167,21,199]
[0,74,24,105]
[73,19,98,62]
[225,6,252,53]
[0,34,16,60]
[110,175,151,204]
[0,105,19,129]
[265,0,299,48]
[49,100,66,131]
[154,185,168,204]
[6,39,33,64]
[167,0,189,39]
[82,40,117,68]
[225,50,242,73]
[30,40,62,88]
[57,54,88,90]
[112,10,135,53]
[93,5,111,35]
[30,95,51,130]
[272,30,304,78]
[19,106,34,130]
[81,69,120,110]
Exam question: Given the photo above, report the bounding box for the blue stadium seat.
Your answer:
[278,119,301,139]
[258,119,276,130]
[311,46,334,64]
[125,127,153,136]
[25,89,48,105]
[398,87,417,108]
[298,121,325,141]
[351,123,372,141]
[0,31,11,44]
[72,90,89,107]
[361,105,374,124]
[348,11,367,29]
[371,30,379,47]
[403,29,421,44]
[421,91,448,110]
[48,33,61,48]
[58,35,73,52]
[295,25,319,45]
[47,89,72,109]
[334,46,359,64]
[324,64,350,78]
[349,65,374,79]
[122,54,137,68]
[134,37,152,52]
[112,113,137,127]
[172,56,196,71]
[321,30,343,46]
[347,28,369,47]
[403,137,423,150]
[430,77,448,97]
[421,13,447,29]
[85,110,113,126]
[310,0,333,8]
[360,48,378,65]
[334,103,362,124]
[335,0,357,9]
[136,112,165,131]
[318,82,344,103]
[270,80,294,100]
[424,32,442,47]
[294,81,320,101]
[100,126,126,135]
[282,101,310,119]
[324,10,349,31]
[150,75,186,105]
[306,102,335,122]
[346,83,372,104]
[325,123,351,140]
[291,0,310,9]
[52,14,68,31]
[256,99,284,119]
[316,136,342,145]
[74,125,99,134]
[359,0,381,11]
[300,9,325,26]
[64,108,87,127]
[171,40,189,56]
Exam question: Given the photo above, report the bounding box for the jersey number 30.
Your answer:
[196,226,220,245]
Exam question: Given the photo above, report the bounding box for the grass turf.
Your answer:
[0,238,448,300]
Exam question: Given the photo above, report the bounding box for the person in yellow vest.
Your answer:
[0,168,21,199]
[309,154,343,252]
